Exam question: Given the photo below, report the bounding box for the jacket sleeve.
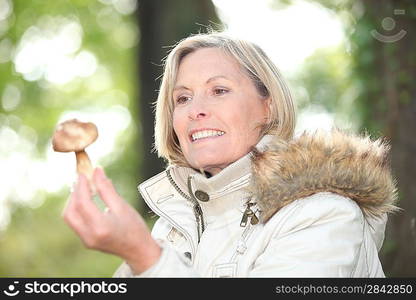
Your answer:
[113,218,199,277]
[112,239,199,277]
[249,192,369,277]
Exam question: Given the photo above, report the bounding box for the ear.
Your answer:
[263,97,272,123]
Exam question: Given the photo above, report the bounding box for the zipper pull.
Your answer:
[250,211,259,225]
[240,209,250,227]
[193,203,203,217]
[240,203,258,227]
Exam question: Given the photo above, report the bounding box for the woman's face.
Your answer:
[172,47,270,175]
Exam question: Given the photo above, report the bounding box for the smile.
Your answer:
[190,130,225,142]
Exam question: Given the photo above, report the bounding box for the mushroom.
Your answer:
[52,119,98,182]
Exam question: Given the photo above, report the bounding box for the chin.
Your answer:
[185,146,246,170]
[193,155,238,172]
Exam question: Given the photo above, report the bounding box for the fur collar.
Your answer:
[250,128,399,223]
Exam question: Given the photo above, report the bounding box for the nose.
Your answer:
[188,95,209,120]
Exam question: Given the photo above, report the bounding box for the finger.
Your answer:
[62,193,87,233]
[63,191,106,250]
[63,209,95,249]
[72,174,102,221]
[93,167,123,211]
[63,183,76,215]
[63,183,83,219]
[77,173,92,200]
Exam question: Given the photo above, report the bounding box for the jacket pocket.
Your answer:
[166,227,192,260]
[212,263,238,278]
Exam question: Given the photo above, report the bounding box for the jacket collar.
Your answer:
[167,134,273,199]
[166,135,273,225]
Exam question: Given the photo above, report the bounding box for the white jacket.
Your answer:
[114,129,398,277]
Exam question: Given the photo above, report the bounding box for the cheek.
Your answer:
[173,111,187,142]
[232,107,259,130]
[246,100,268,127]
[228,103,267,143]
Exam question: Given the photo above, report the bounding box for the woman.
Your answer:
[64,32,398,277]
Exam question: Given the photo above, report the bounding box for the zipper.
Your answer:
[187,176,205,242]
[230,221,256,262]
[229,199,259,262]
[166,169,205,243]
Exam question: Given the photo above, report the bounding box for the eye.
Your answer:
[176,95,192,105]
[213,87,229,96]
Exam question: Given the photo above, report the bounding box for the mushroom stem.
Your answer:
[75,150,93,180]
[52,118,98,194]
[75,150,96,195]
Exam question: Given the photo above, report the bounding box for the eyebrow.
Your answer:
[206,75,231,84]
[173,75,231,92]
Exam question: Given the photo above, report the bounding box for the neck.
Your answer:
[204,166,224,176]
[195,163,230,177]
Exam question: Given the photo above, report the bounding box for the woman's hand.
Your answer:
[63,167,161,274]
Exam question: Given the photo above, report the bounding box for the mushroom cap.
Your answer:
[52,119,98,152]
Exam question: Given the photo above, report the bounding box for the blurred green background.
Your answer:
[0,0,415,277]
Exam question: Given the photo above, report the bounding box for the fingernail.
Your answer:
[96,167,103,177]
[94,167,106,180]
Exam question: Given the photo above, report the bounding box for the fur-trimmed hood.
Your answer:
[250,128,399,223]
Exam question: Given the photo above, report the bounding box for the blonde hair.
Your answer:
[154,32,296,166]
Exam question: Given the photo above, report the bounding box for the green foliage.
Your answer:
[0,194,155,276]
[0,193,123,277]
[0,0,141,276]
[275,0,416,276]
[289,45,361,132]
[347,1,415,140]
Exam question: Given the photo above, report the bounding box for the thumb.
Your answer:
[93,167,122,211]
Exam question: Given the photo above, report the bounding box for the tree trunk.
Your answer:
[355,0,416,276]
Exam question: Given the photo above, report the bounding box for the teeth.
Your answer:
[191,130,225,141]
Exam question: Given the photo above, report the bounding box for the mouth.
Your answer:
[189,129,226,143]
